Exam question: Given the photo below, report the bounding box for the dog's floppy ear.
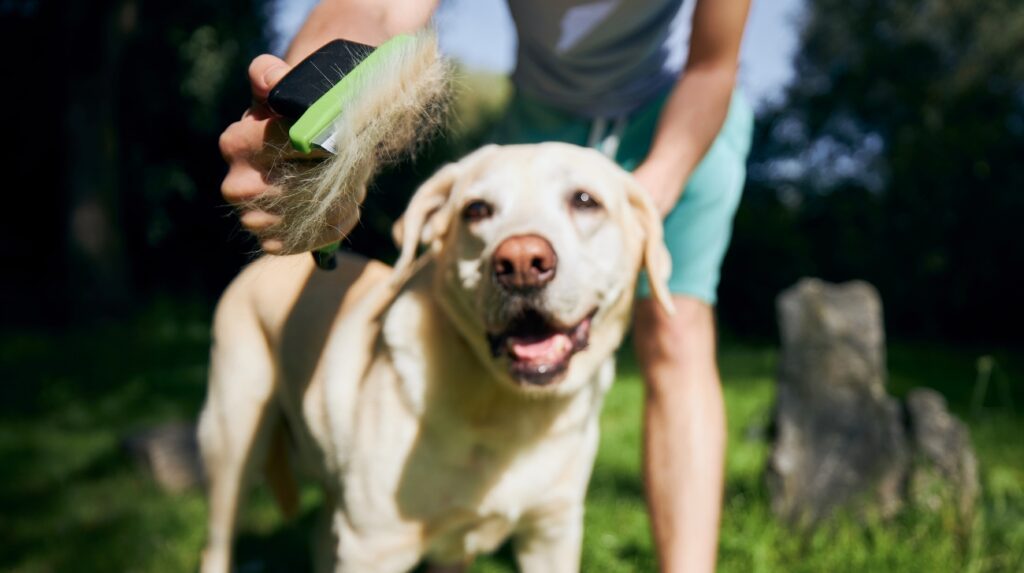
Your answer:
[391,161,460,283]
[390,144,500,284]
[624,176,676,315]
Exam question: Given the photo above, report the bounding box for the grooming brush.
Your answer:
[265,31,450,269]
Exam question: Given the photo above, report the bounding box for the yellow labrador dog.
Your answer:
[198,143,673,573]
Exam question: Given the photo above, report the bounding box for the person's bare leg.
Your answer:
[634,295,726,573]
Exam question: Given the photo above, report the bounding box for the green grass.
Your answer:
[1,302,1022,572]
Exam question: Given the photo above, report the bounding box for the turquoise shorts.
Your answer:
[488,90,754,304]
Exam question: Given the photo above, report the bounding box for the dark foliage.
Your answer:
[2,0,269,325]
[4,0,1022,344]
[721,0,1024,343]
[0,0,474,328]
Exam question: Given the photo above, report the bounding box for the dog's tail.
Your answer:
[263,420,300,520]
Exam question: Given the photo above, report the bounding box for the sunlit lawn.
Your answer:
[1,301,1022,572]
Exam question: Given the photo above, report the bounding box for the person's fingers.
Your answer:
[222,164,274,206]
[253,215,351,257]
[240,210,282,232]
[221,111,294,165]
[242,100,275,122]
[252,119,300,167]
[249,54,292,102]
[260,238,286,255]
[218,120,252,164]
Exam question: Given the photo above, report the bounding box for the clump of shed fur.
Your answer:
[249,30,452,254]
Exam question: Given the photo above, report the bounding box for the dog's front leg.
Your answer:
[513,503,584,573]
[197,300,278,573]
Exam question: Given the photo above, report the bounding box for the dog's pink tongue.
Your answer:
[508,333,573,364]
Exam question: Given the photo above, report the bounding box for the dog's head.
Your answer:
[392,143,673,395]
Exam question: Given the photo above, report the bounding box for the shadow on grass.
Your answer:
[233,507,318,573]
[230,506,522,573]
[2,303,1022,572]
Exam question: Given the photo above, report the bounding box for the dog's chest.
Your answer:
[426,508,517,562]
[393,426,585,562]
[338,403,589,564]
[330,276,600,562]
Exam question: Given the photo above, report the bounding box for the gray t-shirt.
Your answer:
[507,0,692,118]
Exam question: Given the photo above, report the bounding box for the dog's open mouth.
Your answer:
[487,308,596,386]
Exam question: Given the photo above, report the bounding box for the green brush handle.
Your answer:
[267,34,417,271]
[313,242,341,270]
[288,35,415,153]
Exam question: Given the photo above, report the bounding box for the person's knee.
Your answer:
[633,296,717,388]
[635,295,712,352]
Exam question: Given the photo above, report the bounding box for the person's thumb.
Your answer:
[249,54,291,102]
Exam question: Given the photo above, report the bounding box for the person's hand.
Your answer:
[632,160,688,218]
[219,55,291,253]
[219,55,341,254]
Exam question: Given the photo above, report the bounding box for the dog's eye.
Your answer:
[571,190,602,211]
[462,200,494,223]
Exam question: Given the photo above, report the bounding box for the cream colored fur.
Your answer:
[198,143,672,573]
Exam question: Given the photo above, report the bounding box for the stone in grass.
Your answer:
[123,421,203,493]
[905,388,979,519]
[767,278,909,525]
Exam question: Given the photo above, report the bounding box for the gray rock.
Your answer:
[123,421,203,493]
[905,389,979,518]
[767,278,909,524]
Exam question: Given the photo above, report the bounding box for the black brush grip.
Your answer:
[266,39,376,121]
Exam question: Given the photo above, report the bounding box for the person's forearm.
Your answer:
[634,0,749,215]
[285,0,438,63]
[638,66,736,202]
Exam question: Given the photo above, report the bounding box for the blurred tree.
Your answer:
[63,0,132,316]
[114,0,268,301]
[721,0,1024,342]
[1,0,268,324]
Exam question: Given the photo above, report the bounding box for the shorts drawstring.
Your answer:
[587,115,628,160]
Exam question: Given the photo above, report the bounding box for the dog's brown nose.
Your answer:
[493,234,557,290]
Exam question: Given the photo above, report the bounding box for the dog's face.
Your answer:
[393,143,673,396]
